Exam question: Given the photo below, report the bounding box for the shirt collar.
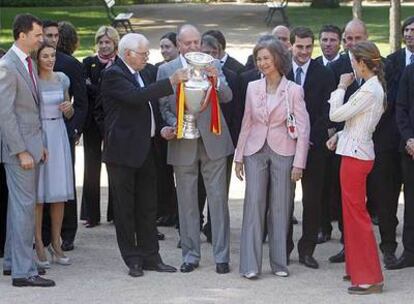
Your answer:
[121,57,137,75]
[11,44,29,65]
[292,58,311,76]
[220,53,229,66]
[322,53,340,66]
[179,54,188,68]
[405,48,414,66]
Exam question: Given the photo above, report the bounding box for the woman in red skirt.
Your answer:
[326,41,385,295]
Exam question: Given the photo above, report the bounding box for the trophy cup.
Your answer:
[180,52,215,139]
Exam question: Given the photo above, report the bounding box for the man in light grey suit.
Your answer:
[157,24,234,274]
[0,14,55,287]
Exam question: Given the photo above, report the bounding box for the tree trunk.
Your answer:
[353,0,362,19]
[389,0,402,53]
[311,0,340,8]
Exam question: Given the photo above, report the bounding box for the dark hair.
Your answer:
[42,20,59,29]
[12,14,42,41]
[402,16,414,35]
[36,42,56,61]
[290,26,314,45]
[253,39,291,76]
[160,32,177,47]
[201,35,221,51]
[203,30,226,50]
[57,21,78,55]
[319,24,342,41]
[350,41,387,108]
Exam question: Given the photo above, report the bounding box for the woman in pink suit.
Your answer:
[235,38,310,279]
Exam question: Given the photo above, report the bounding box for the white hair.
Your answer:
[118,33,149,59]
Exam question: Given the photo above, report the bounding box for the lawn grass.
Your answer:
[1,5,414,59]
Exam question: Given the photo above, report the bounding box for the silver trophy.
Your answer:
[181,52,214,139]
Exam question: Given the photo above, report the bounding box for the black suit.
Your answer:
[100,59,173,267]
[239,68,261,112]
[223,55,244,75]
[244,54,255,71]
[42,51,88,246]
[80,55,114,226]
[287,60,335,257]
[396,63,414,258]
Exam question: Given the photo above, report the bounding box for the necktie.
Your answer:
[410,54,414,65]
[26,56,37,91]
[295,67,302,86]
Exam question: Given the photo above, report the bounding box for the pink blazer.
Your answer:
[234,76,310,169]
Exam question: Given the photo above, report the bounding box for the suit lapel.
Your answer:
[10,50,39,103]
[116,58,136,85]
[303,60,315,96]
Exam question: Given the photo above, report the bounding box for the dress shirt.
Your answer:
[322,53,340,66]
[292,59,311,87]
[220,53,229,67]
[121,58,156,137]
[329,76,384,160]
[405,48,414,66]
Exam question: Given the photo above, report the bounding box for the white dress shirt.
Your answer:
[329,76,384,160]
[322,53,340,66]
[292,59,311,87]
[220,53,229,67]
[405,48,414,66]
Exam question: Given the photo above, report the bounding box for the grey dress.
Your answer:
[37,72,74,203]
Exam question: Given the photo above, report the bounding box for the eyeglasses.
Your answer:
[129,49,150,58]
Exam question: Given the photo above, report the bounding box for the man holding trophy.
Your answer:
[157,24,234,274]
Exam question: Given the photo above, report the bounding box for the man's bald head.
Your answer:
[343,18,368,51]
[271,25,291,49]
[177,24,201,55]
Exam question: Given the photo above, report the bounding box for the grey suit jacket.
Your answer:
[157,56,234,166]
[0,49,44,164]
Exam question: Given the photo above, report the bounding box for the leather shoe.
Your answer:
[85,221,100,228]
[329,248,345,263]
[12,275,55,287]
[180,262,199,273]
[216,263,230,274]
[383,252,397,268]
[292,215,298,225]
[143,262,176,273]
[156,229,165,241]
[128,264,143,277]
[343,275,351,281]
[316,231,331,244]
[347,284,383,295]
[4,268,46,276]
[299,255,319,269]
[386,254,414,270]
[61,240,74,252]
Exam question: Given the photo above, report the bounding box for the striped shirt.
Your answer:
[329,76,384,160]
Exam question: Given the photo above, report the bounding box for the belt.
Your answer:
[42,117,62,121]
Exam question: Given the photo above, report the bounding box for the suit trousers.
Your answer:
[367,151,401,254]
[0,164,8,254]
[341,156,383,285]
[80,119,113,224]
[3,163,38,279]
[107,150,161,268]
[240,144,294,275]
[298,147,328,256]
[401,153,414,256]
[174,139,230,264]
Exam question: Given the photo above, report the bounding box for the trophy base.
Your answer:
[182,114,200,139]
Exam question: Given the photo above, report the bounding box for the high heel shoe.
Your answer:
[48,246,71,266]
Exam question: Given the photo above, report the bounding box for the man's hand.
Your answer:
[204,65,218,86]
[161,126,176,140]
[326,133,338,151]
[169,68,189,87]
[17,151,35,170]
[235,161,244,181]
[406,138,414,157]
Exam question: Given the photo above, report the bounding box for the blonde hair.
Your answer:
[95,26,120,47]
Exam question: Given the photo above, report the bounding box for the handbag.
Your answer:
[285,81,298,140]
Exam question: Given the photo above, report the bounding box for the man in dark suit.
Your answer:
[386,16,414,270]
[285,27,335,269]
[327,18,369,263]
[315,24,341,67]
[100,33,187,277]
[41,20,88,251]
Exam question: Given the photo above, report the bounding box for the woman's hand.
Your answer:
[291,167,303,182]
[235,161,244,181]
[338,73,355,90]
[59,101,74,119]
[326,133,338,151]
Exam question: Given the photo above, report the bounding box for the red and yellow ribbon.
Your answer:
[176,82,185,139]
[208,76,221,135]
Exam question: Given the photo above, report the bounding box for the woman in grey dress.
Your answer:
[35,43,74,267]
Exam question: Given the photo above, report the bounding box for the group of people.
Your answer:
[0,12,414,296]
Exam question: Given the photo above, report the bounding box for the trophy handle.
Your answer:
[199,85,212,112]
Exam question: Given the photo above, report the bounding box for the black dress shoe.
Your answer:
[61,240,74,252]
[292,216,298,225]
[299,255,319,269]
[317,231,331,244]
[4,268,46,276]
[386,254,414,270]
[85,221,100,228]
[383,252,397,268]
[128,264,144,277]
[347,284,383,295]
[216,263,230,274]
[156,229,165,241]
[180,262,199,273]
[143,262,176,272]
[12,275,55,287]
[329,248,345,263]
